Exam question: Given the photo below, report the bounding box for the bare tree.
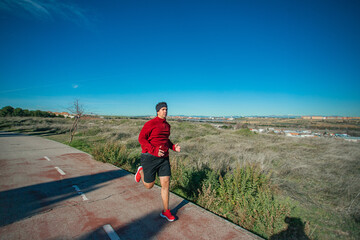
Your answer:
[68,99,84,143]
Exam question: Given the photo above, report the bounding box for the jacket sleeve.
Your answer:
[168,139,175,151]
[138,122,156,155]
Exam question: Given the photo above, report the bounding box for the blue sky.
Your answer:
[1,0,359,116]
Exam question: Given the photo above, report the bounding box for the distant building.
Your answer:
[51,111,74,118]
[301,116,360,120]
[312,116,325,120]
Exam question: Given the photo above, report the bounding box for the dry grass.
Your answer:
[237,118,360,136]
[176,128,360,239]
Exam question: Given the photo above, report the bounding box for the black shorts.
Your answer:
[140,153,171,183]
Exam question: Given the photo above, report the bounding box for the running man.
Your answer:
[135,102,181,221]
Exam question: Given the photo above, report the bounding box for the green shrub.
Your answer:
[235,128,255,136]
[198,164,290,238]
[170,157,290,238]
[80,127,102,136]
[91,142,140,171]
[69,139,92,153]
[92,142,128,165]
[170,156,211,200]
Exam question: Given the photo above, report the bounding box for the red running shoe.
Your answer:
[135,166,143,183]
[160,209,175,222]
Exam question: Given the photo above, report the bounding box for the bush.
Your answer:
[78,127,102,136]
[170,156,290,238]
[170,156,212,200]
[235,128,255,137]
[69,139,92,153]
[91,142,140,172]
[198,164,290,238]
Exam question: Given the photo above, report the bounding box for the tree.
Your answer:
[68,99,84,143]
[34,110,43,117]
[23,109,30,116]
[0,106,58,117]
[13,108,25,116]
[29,110,36,117]
[0,106,14,116]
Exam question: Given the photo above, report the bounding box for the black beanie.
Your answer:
[156,102,167,112]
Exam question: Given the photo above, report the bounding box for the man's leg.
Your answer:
[159,176,170,211]
[140,168,155,189]
[136,153,157,188]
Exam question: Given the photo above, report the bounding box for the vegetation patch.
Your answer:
[91,142,141,172]
[235,128,256,136]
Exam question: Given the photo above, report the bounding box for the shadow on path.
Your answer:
[270,217,310,240]
[0,170,129,227]
[78,200,189,240]
[0,130,66,138]
[172,199,189,221]
[0,132,27,138]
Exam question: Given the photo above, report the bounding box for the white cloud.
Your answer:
[73,84,79,89]
[0,0,89,26]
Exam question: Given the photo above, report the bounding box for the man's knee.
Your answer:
[160,177,170,188]
[144,182,155,189]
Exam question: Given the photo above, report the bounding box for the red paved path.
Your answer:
[0,132,263,239]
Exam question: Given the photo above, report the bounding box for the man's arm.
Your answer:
[168,140,174,151]
[138,122,156,154]
[168,139,181,152]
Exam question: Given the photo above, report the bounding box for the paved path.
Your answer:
[0,132,262,240]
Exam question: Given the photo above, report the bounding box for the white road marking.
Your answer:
[54,167,66,175]
[72,185,89,201]
[103,224,121,240]
[81,194,88,201]
[44,156,51,161]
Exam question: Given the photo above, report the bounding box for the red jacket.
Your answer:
[138,117,175,158]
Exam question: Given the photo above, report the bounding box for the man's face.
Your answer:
[157,107,167,119]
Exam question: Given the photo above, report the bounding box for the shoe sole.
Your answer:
[135,166,142,183]
[160,213,175,222]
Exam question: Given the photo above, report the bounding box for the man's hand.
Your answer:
[158,146,165,157]
[174,143,181,152]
